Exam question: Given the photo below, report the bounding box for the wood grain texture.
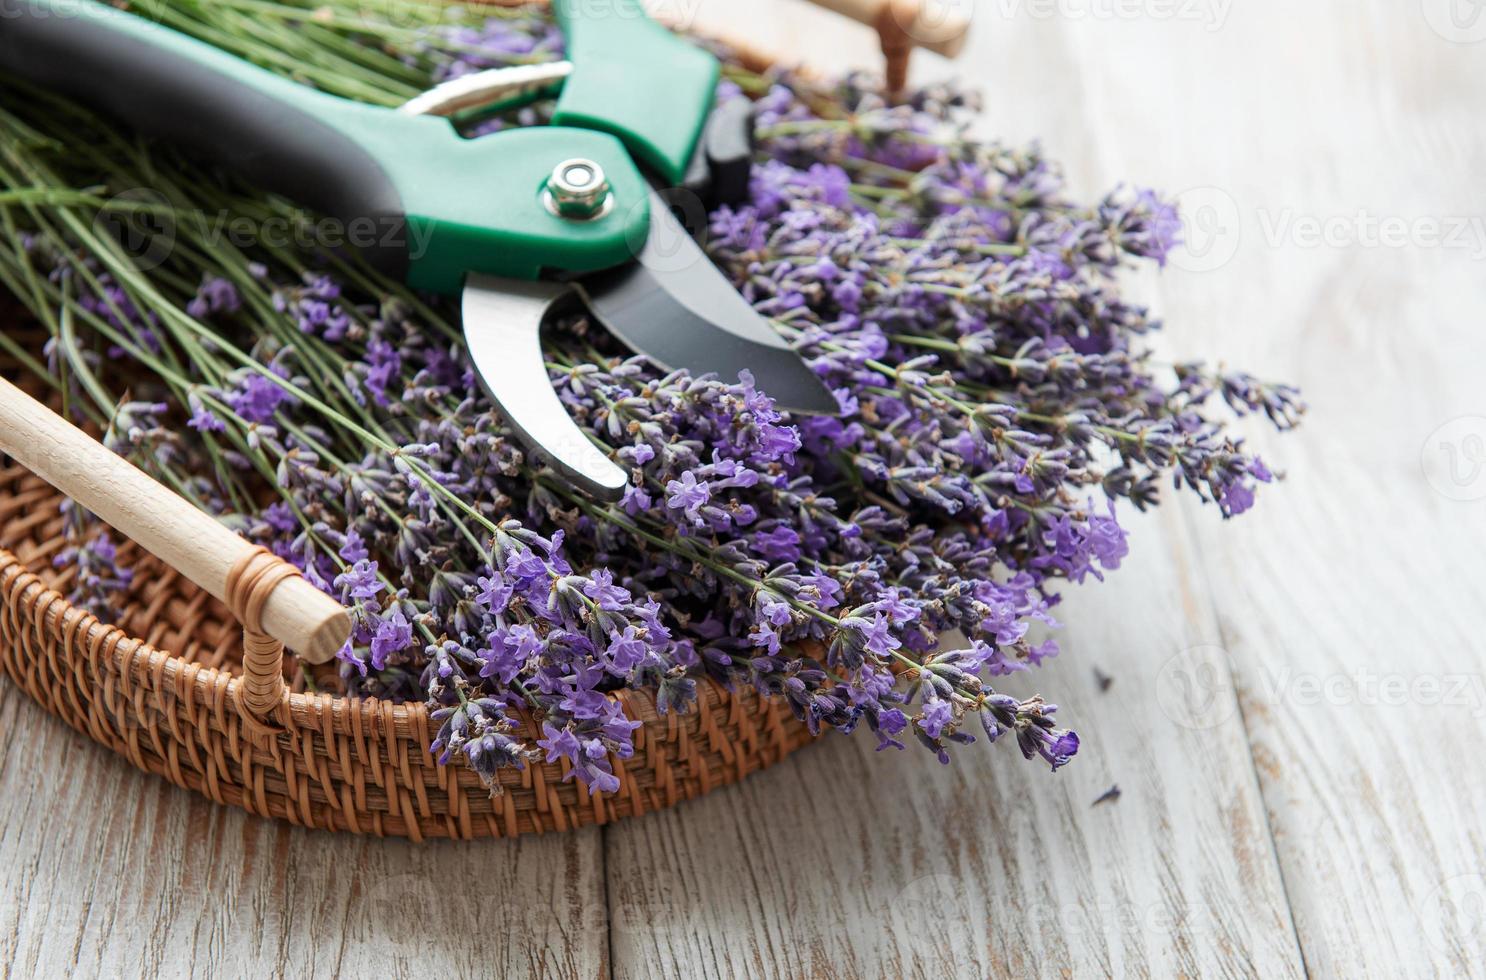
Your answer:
[805,0,972,57]
[0,376,347,663]
[1059,2,1486,975]
[604,506,1303,980]
[4,0,1484,977]
[602,5,1300,979]
[0,685,608,978]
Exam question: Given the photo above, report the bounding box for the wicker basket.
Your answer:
[0,5,964,840]
[0,414,816,840]
[0,36,827,835]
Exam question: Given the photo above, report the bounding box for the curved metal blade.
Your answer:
[399,62,573,118]
[461,275,627,501]
[575,187,837,415]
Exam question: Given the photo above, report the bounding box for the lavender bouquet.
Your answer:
[0,0,1300,795]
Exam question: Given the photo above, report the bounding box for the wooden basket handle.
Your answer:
[483,0,971,92]
[0,1,961,711]
[0,377,349,710]
[806,0,971,54]
[790,0,972,91]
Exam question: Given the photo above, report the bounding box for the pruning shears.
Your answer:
[0,0,836,499]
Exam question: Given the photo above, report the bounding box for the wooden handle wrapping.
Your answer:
[0,376,349,665]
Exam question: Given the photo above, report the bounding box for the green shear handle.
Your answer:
[0,0,719,294]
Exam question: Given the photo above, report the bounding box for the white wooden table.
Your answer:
[5,1,1486,975]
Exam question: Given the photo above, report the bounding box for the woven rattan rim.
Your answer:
[0,403,817,840]
[0,6,896,839]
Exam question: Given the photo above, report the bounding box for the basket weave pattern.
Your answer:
[0,458,817,839]
[0,0,950,840]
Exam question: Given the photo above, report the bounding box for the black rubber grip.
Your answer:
[0,0,410,278]
[703,97,754,207]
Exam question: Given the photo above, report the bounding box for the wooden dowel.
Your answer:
[480,0,971,91]
[0,377,349,664]
[805,0,972,59]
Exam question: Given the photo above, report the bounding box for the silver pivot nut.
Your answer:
[543,158,613,221]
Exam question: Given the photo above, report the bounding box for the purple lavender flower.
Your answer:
[334,559,383,602]
[664,471,711,525]
[55,512,133,620]
[186,392,225,433]
[186,275,241,319]
[370,607,413,670]
[227,372,294,424]
[7,6,1304,794]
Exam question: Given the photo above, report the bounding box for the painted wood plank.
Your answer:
[604,505,1303,979]
[0,686,607,978]
[8,1,1480,977]
[598,6,1307,979]
[1045,0,1486,974]
[601,6,1301,980]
